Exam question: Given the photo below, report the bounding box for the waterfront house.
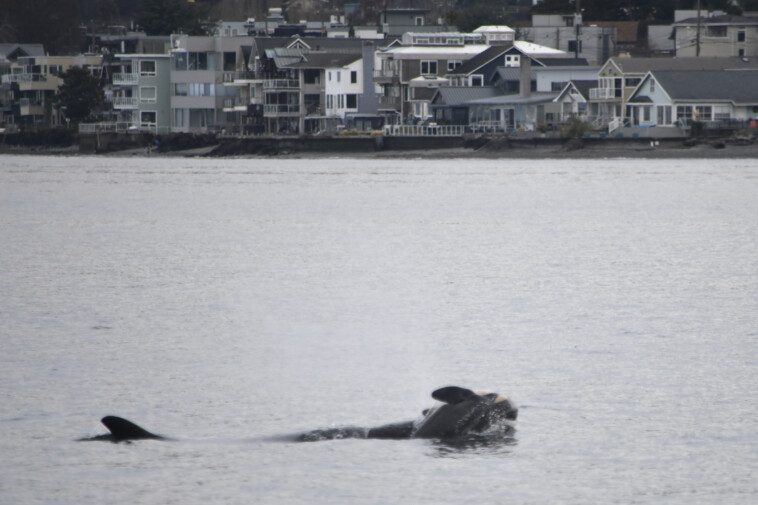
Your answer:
[625,69,758,135]
[374,42,491,123]
[590,56,758,132]
[2,54,103,129]
[553,80,597,123]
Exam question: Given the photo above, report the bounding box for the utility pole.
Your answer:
[574,0,581,59]
[696,0,701,57]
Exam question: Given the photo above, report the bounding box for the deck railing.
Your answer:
[383,124,464,137]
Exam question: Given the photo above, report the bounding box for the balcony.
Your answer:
[223,71,260,84]
[263,104,300,116]
[374,68,399,83]
[112,73,139,85]
[2,73,47,84]
[223,97,250,111]
[589,87,617,100]
[378,96,401,110]
[263,79,300,90]
[113,97,138,109]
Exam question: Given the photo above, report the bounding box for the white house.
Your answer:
[325,55,364,120]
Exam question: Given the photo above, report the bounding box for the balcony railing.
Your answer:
[113,97,138,109]
[263,104,300,115]
[18,98,42,107]
[374,68,399,79]
[263,79,299,90]
[112,73,139,85]
[384,124,464,137]
[1,73,47,84]
[378,96,400,109]
[589,87,617,100]
[223,70,259,83]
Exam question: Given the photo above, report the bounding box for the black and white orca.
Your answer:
[300,386,518,441]
[80,386,517,443]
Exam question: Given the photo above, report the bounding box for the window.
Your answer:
[139,60,156,76]
[337,71,341,82]
[552,81,567,92]
[563,16,574,27]
[350,71,357,84]
[677,105,693,123]
[174,52,187,71]
[713,105,730,120]
[188,52,208,70]
[448,60,461,72]
[346,94,357,108]
[695,105,712,121]
[223,52,236,71]
[328,71,332,81]
[738,31,746,42]
[140,86,156,103]
[420,60,437,75]
[568,40,582,53]
[625,78,641,87]
[650,79,656,93]
[327,95,332,109]
[141,111,157,126]
[657,105,672,125]
[706,26,727,37]
[173,83,188,96]
[470,75,483,86]
[188,83,215,96]
[415,16,424,26]
[739,48,745,57]
[173,108,186,127]
[504,54,520,67]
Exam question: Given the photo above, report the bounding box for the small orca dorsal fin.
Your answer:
[431,386,480,404]
[101,416,162,441]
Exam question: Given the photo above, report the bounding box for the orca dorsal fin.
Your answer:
[431,386,480,404]
[101,416,162,441]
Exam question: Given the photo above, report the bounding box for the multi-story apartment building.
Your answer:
[1,54,102,129]
[169,34,254,133]
[111,54,172,133]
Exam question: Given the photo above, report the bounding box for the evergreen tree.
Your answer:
[137,0,209,36]
[54,66,105,125]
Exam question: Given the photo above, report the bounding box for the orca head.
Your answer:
[412,386,517,439]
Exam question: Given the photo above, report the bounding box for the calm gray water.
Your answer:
[1,154,757,504]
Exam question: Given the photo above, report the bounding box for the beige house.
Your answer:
[673,15,758,58]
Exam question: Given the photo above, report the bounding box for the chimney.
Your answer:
[519,55,531,98]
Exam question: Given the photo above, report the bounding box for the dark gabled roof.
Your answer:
[650,70,758,103]
[538,57,589,66]
[0,43,46,60]
[412,87,437,101]
[494,67,521,82]
[286,52,361,69]
[608,56,758,74]
[448,45,511,76]
[570,80,597,99]
[431,86,500,106]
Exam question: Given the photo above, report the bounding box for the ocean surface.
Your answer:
[1,154,757,504]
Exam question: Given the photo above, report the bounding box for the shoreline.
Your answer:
[3,138,758,160]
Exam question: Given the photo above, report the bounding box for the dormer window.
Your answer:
[415,16,424,26]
